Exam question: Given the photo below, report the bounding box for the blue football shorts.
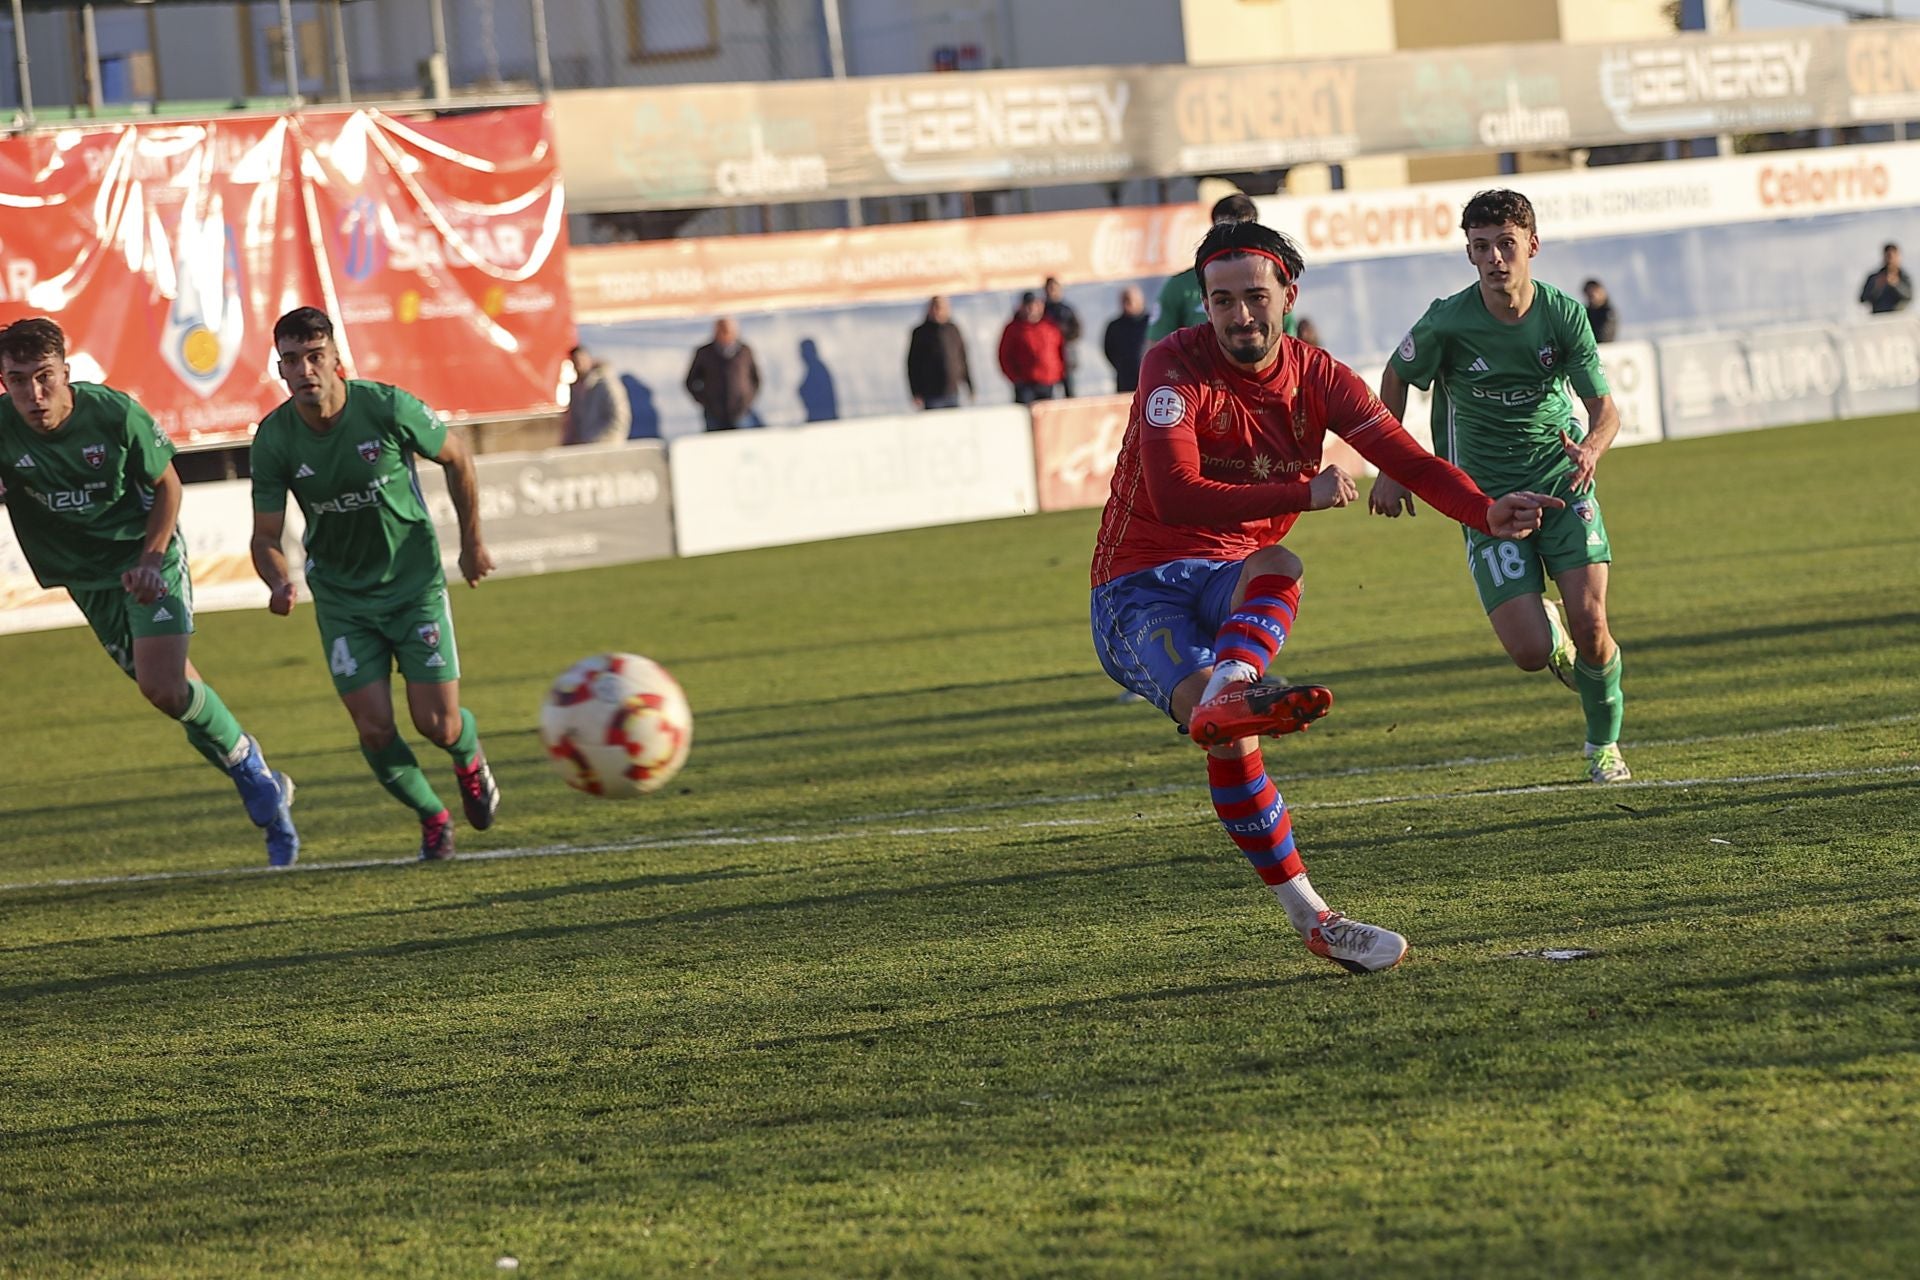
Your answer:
[1089,558,1246,718]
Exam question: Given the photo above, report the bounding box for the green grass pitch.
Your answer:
[3,416,1917,1278]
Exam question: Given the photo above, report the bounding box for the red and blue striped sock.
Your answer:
[1208,750,1305,886]
[1214,574,1301,677]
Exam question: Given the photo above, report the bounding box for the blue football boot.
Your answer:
[229,736,301,867]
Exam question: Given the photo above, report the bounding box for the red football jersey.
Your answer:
[1091,327,1496,586]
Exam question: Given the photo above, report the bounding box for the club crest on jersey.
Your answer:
[1203,408,1232,437]
[356,439,381,464]
[1398,332,1417,362]
[82,443,106,469]
[418,621,441,649]
[1572,498,1597,524]
[1537,343,1558,371]
[1144,386,1186,428]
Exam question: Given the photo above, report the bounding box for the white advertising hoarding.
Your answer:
[668,407,1039,557]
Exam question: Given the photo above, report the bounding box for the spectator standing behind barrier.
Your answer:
[1042,276,1083,397]
[1582,280,1619,343]
[1860,243,1914,315]
[562,345,631,445]
[1103,286,1151,394]
[998,292,1066,405]
[906,296,973,410]
[685,318,760,431]
[1295,317,1323,349]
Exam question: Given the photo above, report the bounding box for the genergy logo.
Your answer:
[1299,197,1456,256]
[868,83,1128,169]
[1757,156,1890,209]
[1600,40,1815,132]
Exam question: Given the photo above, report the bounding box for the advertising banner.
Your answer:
[415,440,676,578]
[0,476,298,635]
[0,106,572,450]
[1834,314,1920,420]
[668,407,1038,556]
[557,25,1918,210]
[1031,393,1131,513]
[572,204,1209,322]
[1659,327,1843,438]
[1570,341,1665,448]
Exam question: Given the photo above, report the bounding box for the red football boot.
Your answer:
[1186,681,1333,748]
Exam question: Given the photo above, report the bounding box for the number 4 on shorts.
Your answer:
[329,635,359,678]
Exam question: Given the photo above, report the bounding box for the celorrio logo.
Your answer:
[868,83,1129,183]
[1600,40,1815,133]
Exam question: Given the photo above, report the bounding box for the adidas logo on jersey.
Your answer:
[151,606,173,621]
[1467,356,1490,374]
[295,464,316,478]
[425,652,447,668]
[13,454,33,468]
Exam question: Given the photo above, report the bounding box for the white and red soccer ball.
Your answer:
[539,652,693,798]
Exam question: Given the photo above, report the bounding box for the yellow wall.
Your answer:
[1179,0,1396,64]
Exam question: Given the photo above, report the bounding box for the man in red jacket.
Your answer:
[1090,219,1562,975]
[997,292,1065,404]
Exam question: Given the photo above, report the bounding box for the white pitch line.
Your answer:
[3,762,1913,896]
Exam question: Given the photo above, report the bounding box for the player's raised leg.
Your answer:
[125,613,299,867]
[342,678,455,859]
[1172,669,1406,975]
[1558,563,1628,782]
[1188,546,1332,747]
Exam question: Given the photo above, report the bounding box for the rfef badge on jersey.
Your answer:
[1144,386,1186,427]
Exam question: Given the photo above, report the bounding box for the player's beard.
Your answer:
[1220,322,1276,368]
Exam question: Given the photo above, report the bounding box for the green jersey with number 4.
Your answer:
[0,382,179,589]
[251,381,449,611]
[1387,279,1607,496]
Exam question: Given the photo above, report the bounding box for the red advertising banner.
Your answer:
[1030,393,1131,514]
[0,106,571,448]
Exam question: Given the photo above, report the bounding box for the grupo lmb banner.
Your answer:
[0,106,571,448]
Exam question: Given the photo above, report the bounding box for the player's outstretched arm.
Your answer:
[1487,491,1567,539]
[433,429,494,587]
[250,510,298,615]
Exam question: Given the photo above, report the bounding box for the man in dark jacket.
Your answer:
[1102,286,1150,394]
[906,296,973,410]
[1042,276,1083,397]
[998,292,1065,404]
[1582,279,1619,343]
[1860,243,1914,315]
[685,317,760,431]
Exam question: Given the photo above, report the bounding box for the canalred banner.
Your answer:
[0,105,571,448]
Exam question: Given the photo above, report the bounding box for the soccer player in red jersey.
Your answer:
[1089,220,1563,974]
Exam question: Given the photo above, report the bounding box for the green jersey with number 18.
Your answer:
[250,381,449,610]
[1386,280,1608,497]
[0,382,179,589]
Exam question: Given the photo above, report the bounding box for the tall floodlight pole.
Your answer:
[81,4,102,114]
[327,0,351,102]
[822,0,860,228]
[278,0,302,106]
[9,0,32,126]
[529,0,552,94]
[428,0,450,102]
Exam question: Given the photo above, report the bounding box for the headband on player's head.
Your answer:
[1199,247,1295,286]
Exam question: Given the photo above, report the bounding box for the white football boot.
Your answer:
[1585,742,1632,784]
[1305,911,1409,975]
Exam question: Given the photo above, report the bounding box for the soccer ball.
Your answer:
[539,652,693,798]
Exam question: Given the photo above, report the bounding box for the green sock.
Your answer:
[361,736,445,819]
[1574,650,1624,747]
[443,707,480,769]
[178,679,246,771]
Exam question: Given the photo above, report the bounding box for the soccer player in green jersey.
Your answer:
[1373,189,1630,783]
[0,318,300,865]
[249,307,501,860]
